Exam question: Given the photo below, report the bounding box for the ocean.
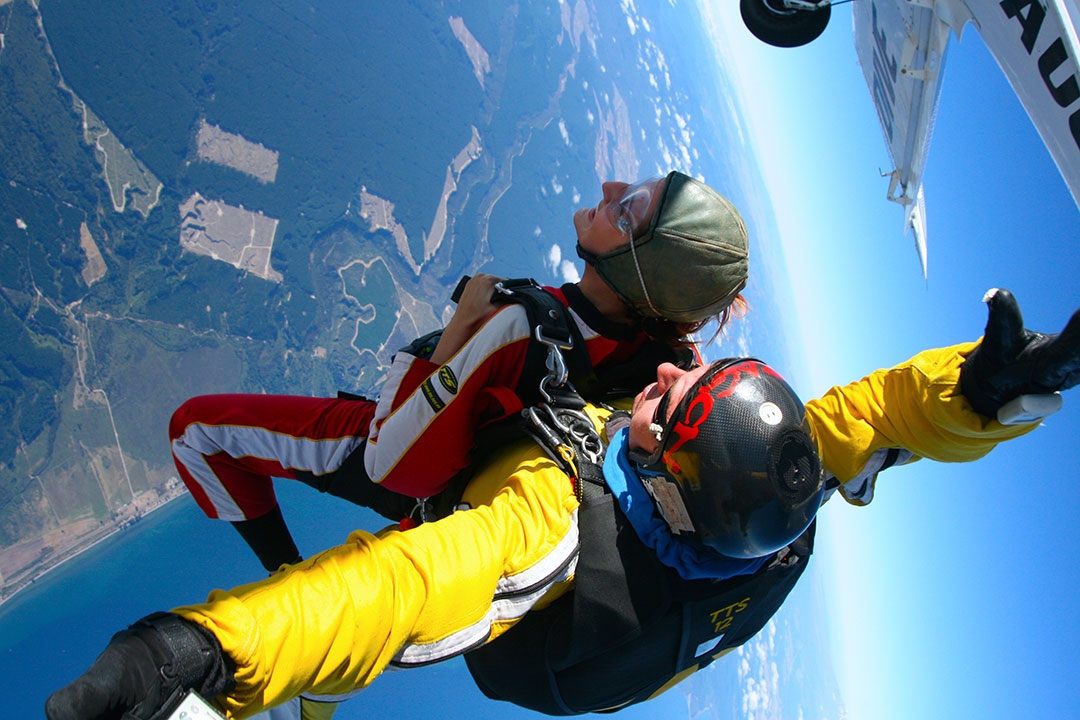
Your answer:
[2,485,394,719]
[2,484,638,720]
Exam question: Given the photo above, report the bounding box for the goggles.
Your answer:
[629,359,740,469]
[609,178,660,240]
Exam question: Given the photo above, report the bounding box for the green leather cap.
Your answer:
[578,172,749,323]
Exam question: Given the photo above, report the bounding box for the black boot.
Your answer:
[231,505,302,573]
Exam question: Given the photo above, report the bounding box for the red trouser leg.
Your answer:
[169,394,376,521]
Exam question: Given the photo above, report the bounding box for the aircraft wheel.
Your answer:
[739,0,832,48]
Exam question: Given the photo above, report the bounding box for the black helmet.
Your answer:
[632,358,823,559]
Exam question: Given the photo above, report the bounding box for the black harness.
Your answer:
[323,278,815,712]
[307,277,678,521]
[489,279,608,499]
[466,507,815,715]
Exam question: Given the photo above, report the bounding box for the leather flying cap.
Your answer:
[577,171,749,323]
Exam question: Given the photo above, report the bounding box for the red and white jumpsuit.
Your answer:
[169,285,672,522]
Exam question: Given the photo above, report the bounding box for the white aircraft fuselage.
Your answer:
[858,0,1080,276]
[741,0,1080,275]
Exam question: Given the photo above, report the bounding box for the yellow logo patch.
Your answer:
[438,366,459,394]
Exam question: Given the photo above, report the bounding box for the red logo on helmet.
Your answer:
[661,361,785,475]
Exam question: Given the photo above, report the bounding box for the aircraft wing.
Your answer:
[853,0,1080,277]
[853,0,951,278]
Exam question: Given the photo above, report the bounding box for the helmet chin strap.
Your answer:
[626,234,660,317]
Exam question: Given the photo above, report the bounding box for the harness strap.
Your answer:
[481,278,608,502]
[489,278,594,401]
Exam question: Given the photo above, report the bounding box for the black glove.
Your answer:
[45,612,235,720]
[959,288,1080,418]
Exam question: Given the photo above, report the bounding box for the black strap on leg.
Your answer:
[294,442,417,522]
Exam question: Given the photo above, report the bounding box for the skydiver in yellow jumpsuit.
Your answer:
[45,289,1080,720]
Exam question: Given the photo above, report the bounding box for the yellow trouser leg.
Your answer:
[174,445,579,719]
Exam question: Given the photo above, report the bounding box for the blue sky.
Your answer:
[698,2,1080,719]
[8,4,1079,719]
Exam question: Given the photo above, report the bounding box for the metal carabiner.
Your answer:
[525,406,567,451]
[523,406,579,475]
[567,412,604,465]
[546,406,605,466]
[534,325,571,396]
[540,403,574,434]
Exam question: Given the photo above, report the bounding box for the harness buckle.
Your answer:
[495,277,605,479]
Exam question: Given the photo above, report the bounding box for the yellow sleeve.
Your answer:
[804,342,1041,504]
[173,440,579,719]
[300,699,338,720]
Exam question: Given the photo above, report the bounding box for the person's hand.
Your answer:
[45,612,234,720]
[959,288,1080,418]
[430,273,503,364]
[450,273,502,331]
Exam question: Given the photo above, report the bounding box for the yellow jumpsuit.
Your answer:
[174,342,1039,718]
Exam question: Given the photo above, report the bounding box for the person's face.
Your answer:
[573,177,666,256]
[628,362,711,453]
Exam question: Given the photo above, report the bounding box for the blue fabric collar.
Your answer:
[603,426,768,581]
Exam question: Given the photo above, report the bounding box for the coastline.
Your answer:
[0,481,189,609]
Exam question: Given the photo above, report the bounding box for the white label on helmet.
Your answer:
[759,402,782,425]
[642,476,696,534]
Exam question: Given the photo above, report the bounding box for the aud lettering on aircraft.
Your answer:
[1001,0,1080,149]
